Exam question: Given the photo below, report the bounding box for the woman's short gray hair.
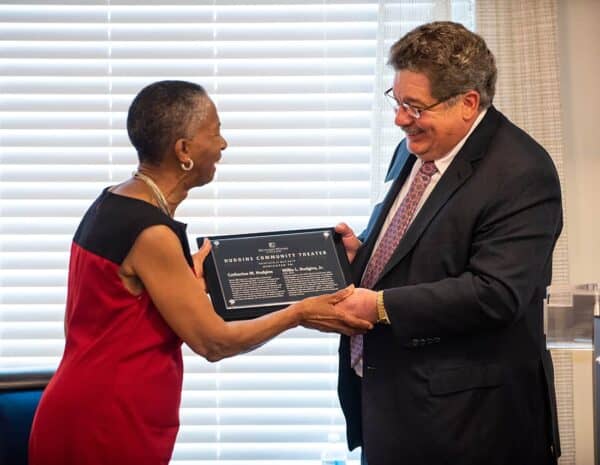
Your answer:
[388,21,497,109]
[127,80,209,165]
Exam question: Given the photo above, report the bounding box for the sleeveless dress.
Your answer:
[29,188,193,465]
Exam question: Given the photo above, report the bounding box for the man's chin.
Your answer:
[406,138,426,156]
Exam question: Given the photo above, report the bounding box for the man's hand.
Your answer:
[297,286,373,336]
[335,222,362,263]
[334,287,378,324]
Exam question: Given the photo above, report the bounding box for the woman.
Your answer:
[28,80,370,465]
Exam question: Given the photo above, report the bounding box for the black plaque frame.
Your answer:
[197,228,353,321]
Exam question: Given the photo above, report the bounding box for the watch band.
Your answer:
[376,291,390,324]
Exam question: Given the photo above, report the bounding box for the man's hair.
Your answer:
[388,21,497,109]
[127,80,208,165]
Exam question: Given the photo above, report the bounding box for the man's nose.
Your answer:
[394,107,413,127]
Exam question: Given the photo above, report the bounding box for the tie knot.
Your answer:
[420,160,437,176]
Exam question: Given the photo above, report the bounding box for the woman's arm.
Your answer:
[123,225,371,362]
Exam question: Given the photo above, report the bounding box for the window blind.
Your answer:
[0,2,473,463]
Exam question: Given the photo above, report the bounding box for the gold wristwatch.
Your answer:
[376,291,390,324]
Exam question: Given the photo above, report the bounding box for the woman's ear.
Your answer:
[174,138,188,160]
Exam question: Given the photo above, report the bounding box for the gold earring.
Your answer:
[180,159,194,171]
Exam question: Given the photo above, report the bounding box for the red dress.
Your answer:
[29,189,193,465]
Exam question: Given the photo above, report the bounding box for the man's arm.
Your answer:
[386,164,561,341]
[336,153,562,340]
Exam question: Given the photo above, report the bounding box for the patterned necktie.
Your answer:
[350,160,438,376]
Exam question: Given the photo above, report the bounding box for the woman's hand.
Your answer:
[192,238,212,292]
[296,285,373,336]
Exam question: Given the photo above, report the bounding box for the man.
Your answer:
[334,21,562,465]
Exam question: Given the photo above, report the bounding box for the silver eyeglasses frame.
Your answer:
[384,87,460,119]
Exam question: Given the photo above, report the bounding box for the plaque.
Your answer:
[197,228,353,320]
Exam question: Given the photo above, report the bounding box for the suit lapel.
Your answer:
[374,106,503,285]
[377,157,473,279]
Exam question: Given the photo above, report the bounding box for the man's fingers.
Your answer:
[328,285,355,304]
[335,222,354,238]
[335,222,361,263]
[334,222,348,233]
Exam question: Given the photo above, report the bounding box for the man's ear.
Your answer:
[462,90,480,120]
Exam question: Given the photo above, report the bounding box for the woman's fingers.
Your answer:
[197,238,212,259]
[341,312,373,331]
[302,315,371,336]
[192,238,212,279]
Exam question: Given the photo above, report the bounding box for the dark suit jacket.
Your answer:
[338,106,562,465]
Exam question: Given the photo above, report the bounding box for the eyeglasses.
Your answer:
[384,87,459,119]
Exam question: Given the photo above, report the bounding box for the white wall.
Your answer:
[559,0,600,284]
[558,0,600,463]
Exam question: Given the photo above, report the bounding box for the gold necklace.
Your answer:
[133,171,172,217]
